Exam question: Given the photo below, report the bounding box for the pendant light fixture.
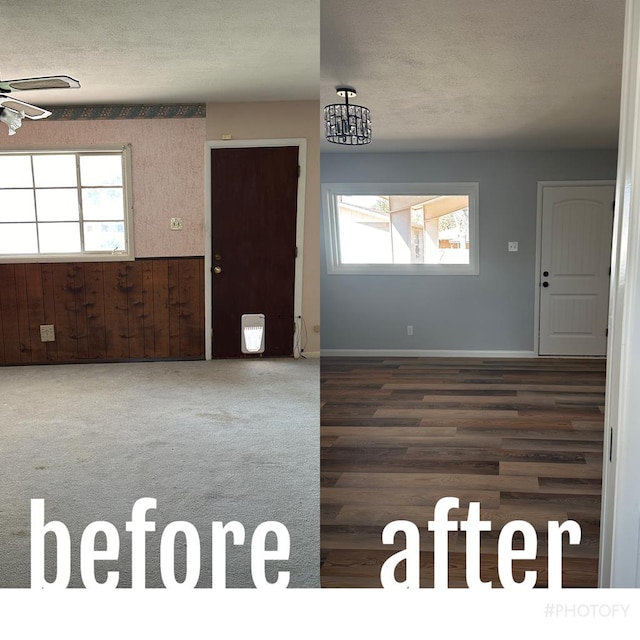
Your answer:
[324,87,372,145]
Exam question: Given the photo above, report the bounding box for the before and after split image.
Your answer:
[1,0,640,607]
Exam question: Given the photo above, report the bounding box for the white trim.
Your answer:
[0,253,135,264]
[321,349,536,358]
[533,180,616,356]
[300,351,320,359]
[321,182,480,276]
[204,139,307,360]
[599,0,640,588]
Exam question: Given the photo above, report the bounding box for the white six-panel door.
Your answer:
[538,184,614,356]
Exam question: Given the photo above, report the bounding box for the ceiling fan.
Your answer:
[0,74,81,135]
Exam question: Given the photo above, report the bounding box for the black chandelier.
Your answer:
[324,87,372,145]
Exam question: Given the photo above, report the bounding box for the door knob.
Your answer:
[214,266,222,274]
[542,281,549,287]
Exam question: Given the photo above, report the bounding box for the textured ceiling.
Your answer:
[321,0,626,152]
[0,0,319,105]
[0,1,626,152]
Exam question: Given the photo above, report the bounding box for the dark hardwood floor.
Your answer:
[320,357,606,588]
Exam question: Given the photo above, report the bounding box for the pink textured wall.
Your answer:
[0,117,206,257]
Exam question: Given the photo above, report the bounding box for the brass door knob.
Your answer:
[214,266,222,274]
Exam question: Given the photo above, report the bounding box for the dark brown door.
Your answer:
[211,146,299,358]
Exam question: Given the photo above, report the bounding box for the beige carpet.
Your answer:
[0,358,319,588]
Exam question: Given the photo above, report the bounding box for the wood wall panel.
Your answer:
[0,273,4,364]
[23,263,47,363]
[85,262,107,360]
[0,257,205,365]
[0,265,21,364]
[178,257,203,358]
[51,263,80,361]
[102,262,130,360]
[75,263,89,360]
[167,261,182,358]
[126,262,146,360]
[141,261,155,359]
[151,260,171,358]
[13,265,32,364]
[40,264,58,362]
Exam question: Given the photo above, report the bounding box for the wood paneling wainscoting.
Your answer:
[321,357,606,588]
[0,257,204,365]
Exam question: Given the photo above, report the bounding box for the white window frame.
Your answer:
[0,145,134,263]
[322,181,479,275]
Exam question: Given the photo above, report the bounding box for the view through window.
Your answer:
[337,194,470,265]
[323,183,478,275]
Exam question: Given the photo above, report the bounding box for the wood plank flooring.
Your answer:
[320,357,606,588]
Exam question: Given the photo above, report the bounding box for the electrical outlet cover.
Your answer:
[40,324,55,342]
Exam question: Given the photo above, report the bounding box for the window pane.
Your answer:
[0,148,131,258]
[32,155,78,188]
[38,222,81,253]
[0,223,38,253]
[337,194,470,265]
[84,221,125,251]
[436,207,470,264]
[35,189,80,221]
[0,156,33,188]
[0,190,36,221]
[80,155,123,186]
[82,188,124,220]
[338,196,393,264]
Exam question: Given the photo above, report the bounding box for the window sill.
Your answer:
[0,253,135,264]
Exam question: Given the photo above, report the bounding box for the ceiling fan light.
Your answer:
[324,87,372,145]
[0,107,25,136]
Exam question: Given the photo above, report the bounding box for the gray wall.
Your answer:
[320,150,618,352]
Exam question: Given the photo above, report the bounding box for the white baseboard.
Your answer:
[320,349,537,358]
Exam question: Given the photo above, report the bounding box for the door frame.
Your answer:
[204,138,307,360]
[533,180,616,357]
[600,0,640,587]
